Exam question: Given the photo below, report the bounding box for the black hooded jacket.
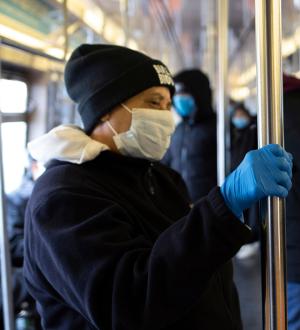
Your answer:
[230,118,257,172]
[162,69,217,202]
[230,113,259,240]
[283,74,300,282]
[24,150,251,330]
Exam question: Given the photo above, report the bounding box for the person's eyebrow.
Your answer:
[147,93,164,98]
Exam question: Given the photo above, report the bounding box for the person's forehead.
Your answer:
[235,108,248,115]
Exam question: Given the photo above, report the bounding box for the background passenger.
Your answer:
[24,44,292,330]
[283,73,300,330]
[231,103,257,171]
[230,103,259,245]
[162,69,217,201]
[7,156,43,267]
[5,156,43,328]
[230,103,261,330]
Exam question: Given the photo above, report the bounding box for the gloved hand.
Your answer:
[221,144,293,218]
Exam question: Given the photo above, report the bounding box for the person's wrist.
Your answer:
[220,181,243,219]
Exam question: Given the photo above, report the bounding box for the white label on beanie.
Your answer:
[153,64,174,86]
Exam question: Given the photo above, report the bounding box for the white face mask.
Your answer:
[106,103,175,161]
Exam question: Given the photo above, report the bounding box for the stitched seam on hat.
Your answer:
[79,58,164,109]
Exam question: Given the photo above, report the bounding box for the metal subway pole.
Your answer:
[217,0,228,186]
[217,0,229,185]
[255,0,287,329]
[0,41,15,330]
[254,1,270,328]
[63,0,69,62]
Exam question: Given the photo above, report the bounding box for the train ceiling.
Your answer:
[0,0,300,101]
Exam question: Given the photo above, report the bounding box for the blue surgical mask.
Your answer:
[232,117,250,129]
[173,95,196,117]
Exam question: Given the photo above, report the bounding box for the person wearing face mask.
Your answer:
[230,103,257,171]
[24,44,293,330]
[162,69,217,202]
[229,103,260,329]
[230,103,260,247]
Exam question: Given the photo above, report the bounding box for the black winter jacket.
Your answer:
[162,114,217,202]
[162,68,217,202]
[230,121,259,241]
[283,81,300,282]
[24,151,251,330]
[7,176,34,267]
[230,120,257,171]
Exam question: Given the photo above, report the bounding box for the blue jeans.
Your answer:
[288,282,300,330]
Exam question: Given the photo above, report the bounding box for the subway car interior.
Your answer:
[0,0,300,329]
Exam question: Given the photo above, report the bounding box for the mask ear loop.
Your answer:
[106,103,133,136]
[121,103,133,113]
[106,121,118,136]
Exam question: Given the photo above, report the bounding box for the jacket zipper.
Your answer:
[147,163,155,195]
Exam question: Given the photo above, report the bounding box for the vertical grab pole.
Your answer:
[255,1,268,149]
[63,0,69,62]
[255,0,287,329]
[255,1,270,328]
[0,44,15,329]
[217,0,229,185]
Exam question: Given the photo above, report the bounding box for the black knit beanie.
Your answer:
[64,43,175,133]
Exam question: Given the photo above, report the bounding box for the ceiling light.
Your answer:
[236,65,256,85]
[83,8,104,33]
[230,86,250,101]
[44,47,65,59]
[0,24,45,49]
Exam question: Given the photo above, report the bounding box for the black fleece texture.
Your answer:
[284,88,300,282]
[24,151,251,330]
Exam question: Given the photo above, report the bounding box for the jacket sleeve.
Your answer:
[29,187,251,329]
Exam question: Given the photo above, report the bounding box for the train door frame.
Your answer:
[0,60,22,330]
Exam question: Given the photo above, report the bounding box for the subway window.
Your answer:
[0,78,28,193]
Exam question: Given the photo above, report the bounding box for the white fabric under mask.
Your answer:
[106,104,175,161]
[28,125,109,165]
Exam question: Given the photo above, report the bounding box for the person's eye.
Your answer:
[148,100,160,108]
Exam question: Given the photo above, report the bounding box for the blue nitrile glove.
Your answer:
[221,144,293,218]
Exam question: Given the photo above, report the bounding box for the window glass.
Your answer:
[2,122,27,193]
[0,79,28,113]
